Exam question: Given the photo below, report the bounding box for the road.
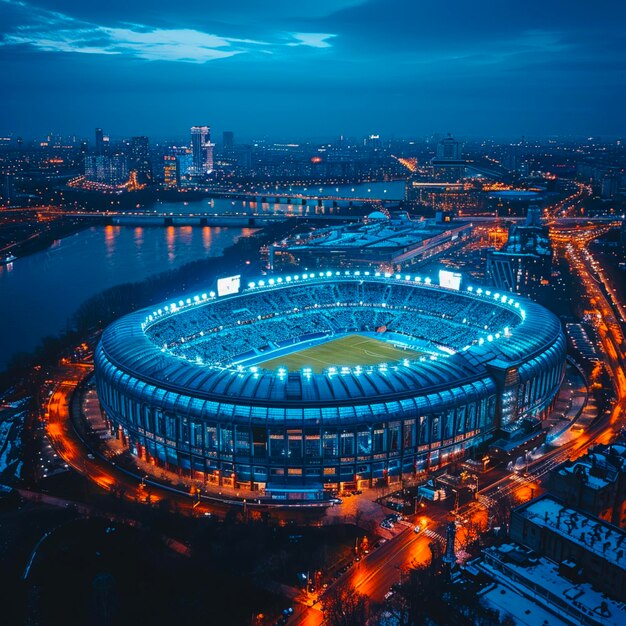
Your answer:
[290,527,434,626]
[44,371,226,517]
[38,216,626,626]
[289,222,626,626]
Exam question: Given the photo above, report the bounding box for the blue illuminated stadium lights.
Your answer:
[140,270,525,375]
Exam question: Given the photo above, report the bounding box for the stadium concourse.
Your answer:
[94,270,566,503]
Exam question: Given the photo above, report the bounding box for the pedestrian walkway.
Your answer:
[423,528,446,545]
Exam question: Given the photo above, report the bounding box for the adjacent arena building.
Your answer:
[94,271,566,501]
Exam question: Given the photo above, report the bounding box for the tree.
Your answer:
[489,493,513,532]
[456,516,485,553]
[323,585,369,626]
[382,588,411,626]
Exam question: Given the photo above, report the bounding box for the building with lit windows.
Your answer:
[127,136,152,184]
[95,127,104,155]
[94,272,566,501]
[486,207,552,297]
[190,125,214,175]
[84,154,128,186]
[431,134,466,181]
[162,155,179,189]
[269,212,472,271]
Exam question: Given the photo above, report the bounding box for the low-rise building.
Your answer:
[466,543,626,626]
[269,212,472,271]
[510,494,626,599]
[547,442,626,528]
[486,207,552,298]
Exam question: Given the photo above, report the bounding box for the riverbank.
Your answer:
[1,217,104,259]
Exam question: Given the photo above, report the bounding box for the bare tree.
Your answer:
[323,584,369,626]
[456,516,485,553]
[489,494,513,532]
[381,588,411,626]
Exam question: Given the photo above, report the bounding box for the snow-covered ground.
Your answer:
[0,410,26,479]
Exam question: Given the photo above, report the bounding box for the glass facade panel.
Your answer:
[403,419,415,449]
[288,430,302,459]
[235,427,250,455]
[220,426,233,453]
[388,422,400,452]
[323,431,338,457]
[206,425,218,451]
[269,430,285,458]
[357,430,371,455]
[305,435,321,458]
[373,427,385,453]
[340,431,355,456]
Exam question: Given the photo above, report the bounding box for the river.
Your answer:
[0,180,404,372]
[0,225,253,371]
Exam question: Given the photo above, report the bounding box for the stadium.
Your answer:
[94,271,566,502]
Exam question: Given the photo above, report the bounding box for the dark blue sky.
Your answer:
[1,0,625,140]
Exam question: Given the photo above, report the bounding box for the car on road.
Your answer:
[413,524,422,533]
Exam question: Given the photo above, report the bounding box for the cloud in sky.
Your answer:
[287,33,335,49]
[0,0,625,138]
[0,0,336,62]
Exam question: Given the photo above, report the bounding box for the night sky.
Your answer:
[1,0,625,140]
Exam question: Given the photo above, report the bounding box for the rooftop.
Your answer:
[515,495,626,570]
[276,214,466,254]
[97,272,564,409]
[480,583,569,626]
[555,440,626,490]
[476,543,626,626]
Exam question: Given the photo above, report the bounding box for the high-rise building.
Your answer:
[162,147,193,188]
[0,171,15,206]
[128,136,152,184]
[435,134,460,160]
[84,154,128,186]
[163,155,180,189]
[190,126,214,176]
[236,145,252,170]
[222,130,235,165]
[95,128,104,155]
[601,171,620,199]
[177,151,193,182]
[431,134,465,181]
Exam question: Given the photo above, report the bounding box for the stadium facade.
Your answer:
[94,272,566,501]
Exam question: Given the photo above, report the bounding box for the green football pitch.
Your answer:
[259,334,421,373]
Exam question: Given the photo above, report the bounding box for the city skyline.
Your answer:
[1,0,626,139]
